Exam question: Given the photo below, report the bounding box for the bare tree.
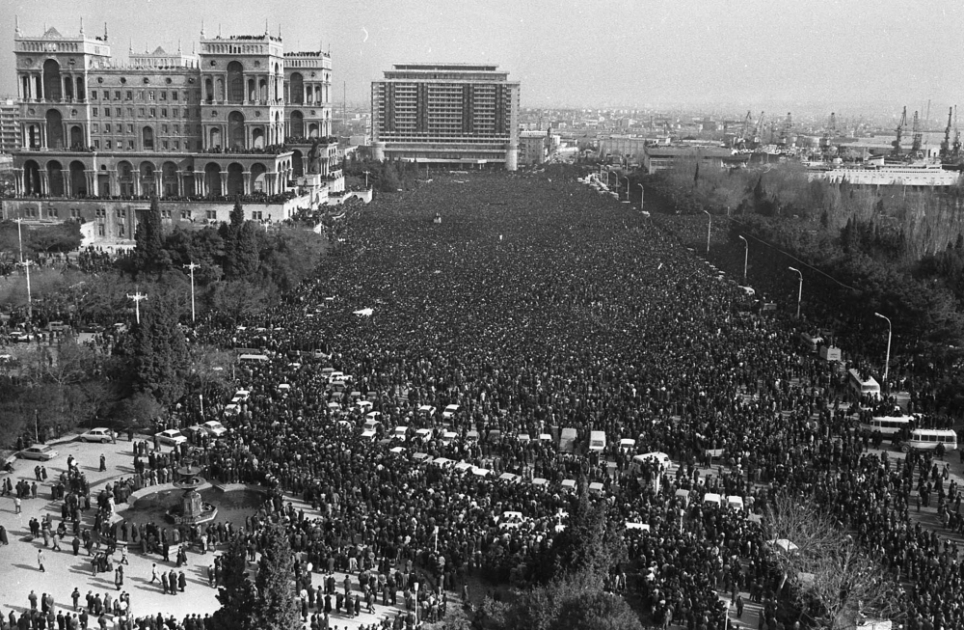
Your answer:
[763,493,900,630]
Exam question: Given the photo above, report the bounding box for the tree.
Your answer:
[546,486,623,584]
[763,493,899,630]
[118,292,190,407]
[133,197,169,274]
[254,522,301,630]
[212,536,258,630]
[477,572,642,630]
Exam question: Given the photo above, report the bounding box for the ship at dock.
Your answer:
[805,156,962,187]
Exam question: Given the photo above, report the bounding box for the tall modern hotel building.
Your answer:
[371,63,519,170]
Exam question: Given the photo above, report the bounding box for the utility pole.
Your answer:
[638,184,645,211]
[183,262,200,323]
[738,235,748,281]
[127,291,148,325]
[875,312,892,387]
[703,210,711,253]
[15,218,32,319]
[788,267,803,319]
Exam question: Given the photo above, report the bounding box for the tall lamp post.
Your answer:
[703,210,712,253]
[638,184,645,211]
[738,235,748,281]
[15,217,32,319]
[127,291,148,325]
[875,312,892,387]
[183,262,200,323]
[621,177,630,203]
[788,267,803,319]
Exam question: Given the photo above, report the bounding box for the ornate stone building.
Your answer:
[5,21,341,241]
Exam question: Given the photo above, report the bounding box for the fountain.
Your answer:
[168,460,217,525]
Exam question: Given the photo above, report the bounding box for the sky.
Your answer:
[2,0,963,115]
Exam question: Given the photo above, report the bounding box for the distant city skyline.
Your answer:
[2,0,962,116]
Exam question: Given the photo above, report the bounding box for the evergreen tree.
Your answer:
[126,292,190,407]
[548,486,623,583]
[212,536,258,630]
[254,522,301,630]
[133,197,169,274]
[230,196,245,229]
[234,223,261,278]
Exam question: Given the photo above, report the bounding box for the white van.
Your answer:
[589,431,606,453]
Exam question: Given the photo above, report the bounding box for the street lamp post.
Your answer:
[183,262,200,323]
[875,312,892,387]
[788,267,803,319]
[127,291,148,325]
[738,235,748,281]
[414,582,419,625]
[703,210,712,253]
[638,184,645,211]
[14,217,32,319]
[621,177,630,203]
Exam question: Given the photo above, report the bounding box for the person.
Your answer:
[161,571,169,595]
[28,590,38,611]
[38,548,46,572]
[114,566,124,591]
[151,563,158,583]
[72,536,81,556]
[178,571,186,593]
[72,587,80,611]
[0,524,8,545]
[99,455,106,472]
[736,594,745,618]
[15,497,21,514]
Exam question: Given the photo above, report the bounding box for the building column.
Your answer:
[220,172,228,197]
[177,172,185,197]
[242,171,251,195]
[154,172,163,197]
[13,169,23,196]
[36,73,44,101]
[85,171,95,196]
[39,172,49,195]
[133,174,141,197]
[108,170,118,196]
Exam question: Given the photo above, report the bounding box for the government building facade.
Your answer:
[4,21,341,242]
[371,63,520,170]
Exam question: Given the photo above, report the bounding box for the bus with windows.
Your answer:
[847,369,881,401]
[859,414,915,436]
[900,428,958,453]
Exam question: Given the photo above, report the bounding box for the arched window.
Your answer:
[226,163,244,196]
[251,163,267,193]
[142,126,154,150]
[292,150,304,178]
[228,111,245,150]
[70,125,83,149]
[290,111,304,138]
[290,72,304,105]
[47,161,64,196]
[209,127,222,150]
[227,61,244,104]
[140,162,156,197]
[23,160,42,195]
[69,161,86,196]
[117,161,134,196]
[43,60,62,101]
[205,163,222,197]
[45,109,64,149]
[162,161,179,197]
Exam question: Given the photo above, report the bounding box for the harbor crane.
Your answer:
[891,107,907,157]
[911,110,923,156]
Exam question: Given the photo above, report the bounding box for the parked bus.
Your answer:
[901,428,958,452]
[847,368,881,401]
[859,414,914,436]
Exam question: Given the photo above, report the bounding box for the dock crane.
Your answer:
[752,111,765,147]
[736,111,751,149]
[891,107,907,157]
[819,112,836,152]
[911,110,923,156]
[941,107,953,159]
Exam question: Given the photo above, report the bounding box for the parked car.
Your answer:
[9,329,34,343]
[442,404,460,419]
[18,444,58,461]
[197,421,228,438]
[78,428,113,444]
[155,429,187,447]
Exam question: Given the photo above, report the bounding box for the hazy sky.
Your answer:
[2,0,962,113]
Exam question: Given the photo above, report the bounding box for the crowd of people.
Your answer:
[5,168,964,630]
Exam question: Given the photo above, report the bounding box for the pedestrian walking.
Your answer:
[38,548,47,572]
[151,563,158,582]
